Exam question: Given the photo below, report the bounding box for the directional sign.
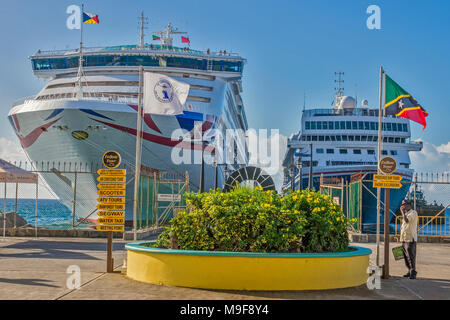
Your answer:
[97,169,126,176]
[97,197,125,204]
[97,203,125,211]
[97,176,126,183]
[97,183,126,190]
[98,211,125,218]
[373,181,402,189]
[97,189,125,197]
[374,174,402,182]
[98,217,125,225]
[96,225,124,232]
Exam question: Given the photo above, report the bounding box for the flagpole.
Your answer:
[133,66,144,241]
[77,4,84,98]
[376,66,385,266]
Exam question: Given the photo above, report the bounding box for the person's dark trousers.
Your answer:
[402,240,417,275]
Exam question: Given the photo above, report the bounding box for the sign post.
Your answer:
[96,150,126,273]
[374,156,400,279]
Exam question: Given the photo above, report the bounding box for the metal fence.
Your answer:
[0,160,188,233]
[393,173,450,238]
[319,173,363,232]
[135,170,189,230]
[320,172,450,235]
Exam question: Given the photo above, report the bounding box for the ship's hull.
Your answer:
[8,99,229,224]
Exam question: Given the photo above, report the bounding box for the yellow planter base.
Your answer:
[126,242,371,291]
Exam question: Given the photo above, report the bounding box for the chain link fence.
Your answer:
[393,172,450,237]
[320,172,450,236]
[0,160,188,235]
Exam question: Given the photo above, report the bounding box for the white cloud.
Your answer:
[410,140,450,205]
[436,141,450,154]
[0,137,26,161]
[0,137,55,199]
[410,140,450,174]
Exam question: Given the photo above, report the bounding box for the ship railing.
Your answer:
[31,45,241,59]
[408,141,423,149]
[11,96,37,108]
[11,92,138,107]
[394,205,450,239]
[303,108,400,118]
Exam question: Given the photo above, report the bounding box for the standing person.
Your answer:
[399,199,418,279]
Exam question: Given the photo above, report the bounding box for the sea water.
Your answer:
[0,198,90,229]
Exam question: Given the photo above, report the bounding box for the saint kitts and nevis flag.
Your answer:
[384,74,428,130]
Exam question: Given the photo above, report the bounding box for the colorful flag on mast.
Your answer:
[152,35,161,40]
[384,74,428,130]
[83,11,99,24]
[181,36,190,44]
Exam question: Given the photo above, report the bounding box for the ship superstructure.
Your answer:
[282,73,423,231]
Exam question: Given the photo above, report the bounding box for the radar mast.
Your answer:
[153,23,187,47]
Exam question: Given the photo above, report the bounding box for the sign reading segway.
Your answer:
[379,156,397,175]
[97,211,125,218]
[102,150,121,169]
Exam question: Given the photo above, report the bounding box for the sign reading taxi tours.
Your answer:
[96,150,126,232]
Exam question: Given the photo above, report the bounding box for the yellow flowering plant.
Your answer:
[155,187,353,253]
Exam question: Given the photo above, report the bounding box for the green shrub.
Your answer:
[155,187,355,253]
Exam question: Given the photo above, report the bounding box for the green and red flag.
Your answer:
[152,35,161,40]
[384,74,428,130]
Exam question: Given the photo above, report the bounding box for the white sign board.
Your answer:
[157,194,182,202]
[333,197,340,205]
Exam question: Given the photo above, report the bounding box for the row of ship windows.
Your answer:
[35,92,211,103]
[304,121,408,132]
[287,160,408,169]
[316,148,397,156]
[301,135,406,143]
[32,55,243,73]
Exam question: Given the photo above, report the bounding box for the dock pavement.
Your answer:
[0,237,448,300]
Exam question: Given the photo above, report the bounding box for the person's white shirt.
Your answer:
[400,209,418,242]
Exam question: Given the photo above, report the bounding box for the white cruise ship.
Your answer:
[7,23,249,225]
[282,74,423,232]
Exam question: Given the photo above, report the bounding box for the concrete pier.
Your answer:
[0,237,448,300]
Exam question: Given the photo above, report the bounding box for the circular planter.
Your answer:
[125,241,372,291]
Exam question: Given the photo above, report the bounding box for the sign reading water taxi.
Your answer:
[96,150,126,232]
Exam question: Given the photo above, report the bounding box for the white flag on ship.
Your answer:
[143,72,190,115]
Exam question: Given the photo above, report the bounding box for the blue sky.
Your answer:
[0,0,449,147]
